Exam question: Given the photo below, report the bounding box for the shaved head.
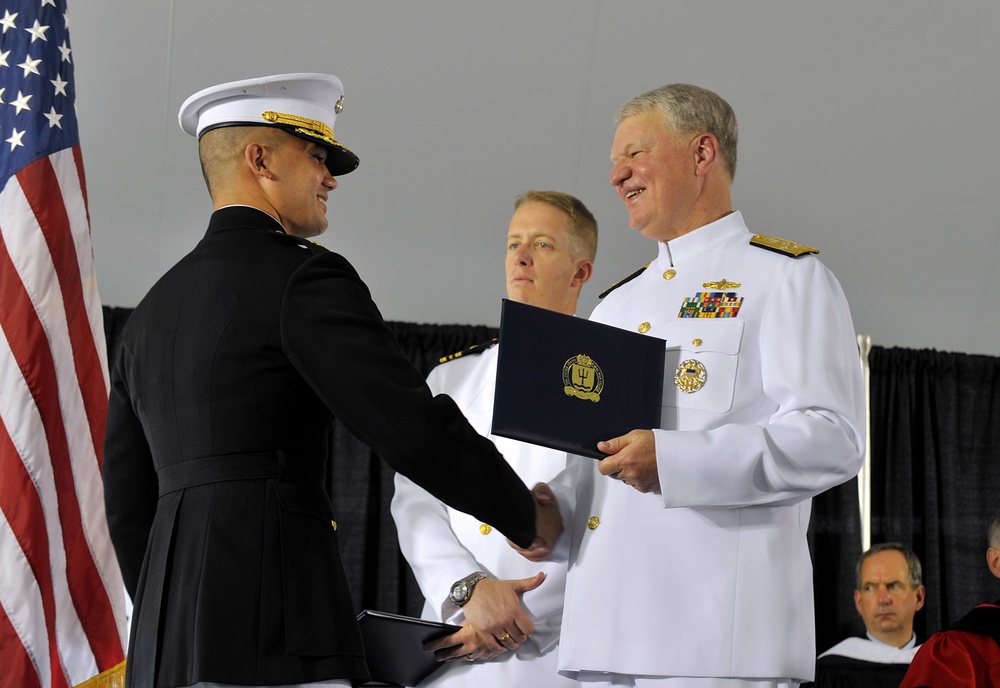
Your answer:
[198,126,286,198]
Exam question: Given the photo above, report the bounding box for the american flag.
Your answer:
[0,1,127,687]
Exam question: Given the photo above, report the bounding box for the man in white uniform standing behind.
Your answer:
[392,190,597,687]
[522,84,866,687]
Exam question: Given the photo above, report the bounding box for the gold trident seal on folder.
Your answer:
[563,354,604,402]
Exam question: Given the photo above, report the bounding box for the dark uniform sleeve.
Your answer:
[103,339,160,596]
[279,250,536,548]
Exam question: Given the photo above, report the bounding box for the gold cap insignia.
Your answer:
[335,95,344,114]
[262,110,339,147]
[563,354,604,402]
[674,359,707,394]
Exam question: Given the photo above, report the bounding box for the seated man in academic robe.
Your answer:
[813,543,925,687]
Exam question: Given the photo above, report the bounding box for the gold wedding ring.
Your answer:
[498,632,511,643]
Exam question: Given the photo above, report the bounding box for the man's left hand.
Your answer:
[597,429,660,494]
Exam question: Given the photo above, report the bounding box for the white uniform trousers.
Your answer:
[417,641,576,687]
[574,674,800,688]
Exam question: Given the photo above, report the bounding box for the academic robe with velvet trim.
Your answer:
[103,206,536,688]
[900,603,1000,688]
[552,211,866,682]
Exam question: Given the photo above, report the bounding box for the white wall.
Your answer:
[73,1,1000,356]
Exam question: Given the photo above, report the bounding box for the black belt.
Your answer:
[159,452,281,495]
[157,450,323,495]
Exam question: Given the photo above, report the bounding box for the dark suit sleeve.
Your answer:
[103,340,160,596]
[279,251,536,548]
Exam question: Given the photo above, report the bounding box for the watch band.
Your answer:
[449,571,487,607]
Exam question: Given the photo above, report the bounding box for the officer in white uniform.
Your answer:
[523,84,866,687]
[392,191,597,687]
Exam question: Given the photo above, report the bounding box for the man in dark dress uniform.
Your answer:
[102,73,559,688]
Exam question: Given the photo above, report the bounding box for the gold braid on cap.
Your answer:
[261,111,337,146]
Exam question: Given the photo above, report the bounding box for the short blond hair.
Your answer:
[514,190,598,262]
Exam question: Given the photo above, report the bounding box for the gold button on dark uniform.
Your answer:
[587,516,601,530]
[638,322,651,334]
[331,520,337,531]
[663,269,676,280]
[479,524,492,535]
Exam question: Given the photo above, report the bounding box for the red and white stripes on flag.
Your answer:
[0,1,127,686]
[0,148,126,688]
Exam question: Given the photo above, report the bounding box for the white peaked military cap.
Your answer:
[178,72,359,175]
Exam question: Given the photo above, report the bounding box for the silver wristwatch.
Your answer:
[449,571,487,607]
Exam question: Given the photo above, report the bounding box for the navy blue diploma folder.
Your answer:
[357,609,460,686]
[491,299,666,459]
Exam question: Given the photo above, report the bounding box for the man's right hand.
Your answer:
[509,482,562,562]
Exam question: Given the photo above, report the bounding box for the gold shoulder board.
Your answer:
[599,262,651,299]
[750,234,818,257]
[437,338,498,364]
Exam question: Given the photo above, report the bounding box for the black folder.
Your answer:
[357,609,460,686]
[492,299,666,459]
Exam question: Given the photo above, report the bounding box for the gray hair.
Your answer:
[988,509,1000,549]
[616,83,738,181]
[855,542,923,590]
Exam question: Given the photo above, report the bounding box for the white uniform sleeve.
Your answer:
[391,471,481,622]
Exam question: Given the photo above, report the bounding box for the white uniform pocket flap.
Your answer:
[663,319,744,355]
[660,320,744,414]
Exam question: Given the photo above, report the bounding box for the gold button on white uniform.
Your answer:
[663,269,676,280]
[692,338,703,347]
[479,524,492,535]
[638,322,651,334]
[587,516,601,530]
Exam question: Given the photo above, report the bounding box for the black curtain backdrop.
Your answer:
[100,310,1000,647]
[809,475,863,653]
[867,346,1000,640]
